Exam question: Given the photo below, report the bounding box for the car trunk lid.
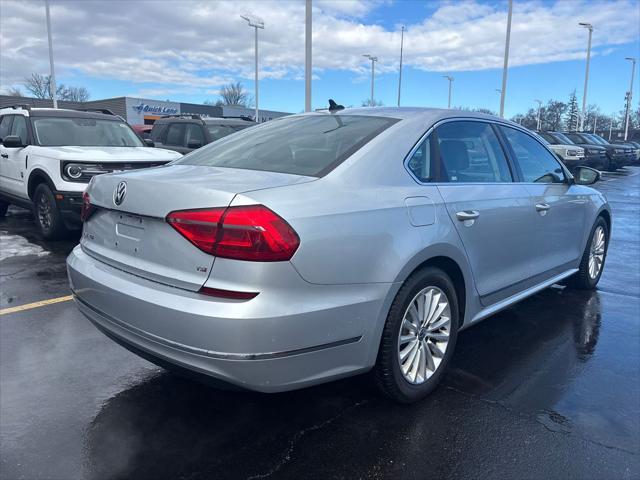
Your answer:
[81,164,314,291]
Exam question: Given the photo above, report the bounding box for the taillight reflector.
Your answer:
[80,191,95,222]
[198,286,259,300]
[166,205,299,262]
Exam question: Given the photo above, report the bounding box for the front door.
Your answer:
[0,115,28,197]
[433,120,537,306]
[499,125,587,279]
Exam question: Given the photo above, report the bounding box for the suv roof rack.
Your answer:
[2,104,32,111]
[76,107,116,116]
[162,114,204,121]
[221,115,255,122]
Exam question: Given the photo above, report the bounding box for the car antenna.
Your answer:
[328,99,344,112]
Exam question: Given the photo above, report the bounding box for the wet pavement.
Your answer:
[1,168,639,480]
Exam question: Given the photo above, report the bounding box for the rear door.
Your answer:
[499,125,587,279]
[434,120,536,306]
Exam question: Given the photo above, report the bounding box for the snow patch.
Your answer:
[0,233,50,261]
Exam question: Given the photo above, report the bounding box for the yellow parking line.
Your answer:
[0,295,74,316]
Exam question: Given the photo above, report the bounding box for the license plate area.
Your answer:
[115,212,145,254]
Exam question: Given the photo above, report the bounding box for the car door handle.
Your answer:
[456,210,480,221]
[535,203,551,212]
[0,153,7,159]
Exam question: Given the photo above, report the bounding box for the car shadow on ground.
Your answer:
[83,287,616,480]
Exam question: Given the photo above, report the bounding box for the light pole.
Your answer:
[305,0,312,112]
[609,116,614,140]
[397,26,405,107]
[363,54,378,106]
[443,75,454,109]
[499,0,513,117]
[579,22,593,131]
[624,56,636,141]
[535,99,542,130]
[45,0,57,108]
[241,14,264,122]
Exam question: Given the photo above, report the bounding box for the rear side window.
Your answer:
[164,123,186,146]
[435,121,512,183]
[207,124,243,141]
[500,126,565,183]
[185,124,205,145]
[0,116,13,140]
[407,136,431,182]
[177,115,398,177]
[150,122,168,142]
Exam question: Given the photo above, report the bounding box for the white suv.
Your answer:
[0,106,181,238]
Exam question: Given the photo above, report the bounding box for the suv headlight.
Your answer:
[614,148,625,154]
[61,162,112,182]
[566,149,581,157]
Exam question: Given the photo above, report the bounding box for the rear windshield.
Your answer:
[206,124,252,141]
[33,117,143,147]
[176,114,398,177]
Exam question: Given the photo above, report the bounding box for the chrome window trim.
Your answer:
[402,116,572,186]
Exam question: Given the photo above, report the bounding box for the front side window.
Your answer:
[0,116,12,140]
[177,114,398,177]
[11,115,28,142]
[435,121,512,183]
[32,117,143,147]
[500,126,565,183]
[407,136,431,182]
[164,123,186,146]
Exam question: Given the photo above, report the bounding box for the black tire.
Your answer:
[33,183,68,240]
[0,200,8,217]
[567,216,608,290]
[374,266,459,403]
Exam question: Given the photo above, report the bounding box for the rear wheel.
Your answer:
[0,200,8,217]
[374,267,459,403]
[567,216,608,290]
[33,183,68,240]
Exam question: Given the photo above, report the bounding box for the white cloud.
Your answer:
[0,0,638,97]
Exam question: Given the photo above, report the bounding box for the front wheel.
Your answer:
[33,183,68,240]
[567,217,608,290]
[374,267,459,403]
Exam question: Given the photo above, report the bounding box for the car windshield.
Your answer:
[586,134,609,145]
[177,114,398,177]
[552,132,574,144]
[537,133,555,144]
[564,132,591,145]
[33,117,144,147]
[206,124,251,141]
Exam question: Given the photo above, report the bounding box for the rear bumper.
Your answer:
[67,245,389,392]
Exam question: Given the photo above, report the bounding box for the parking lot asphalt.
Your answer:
[1,168,639,480]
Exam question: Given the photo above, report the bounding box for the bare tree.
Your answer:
[6,87,23,97]
[24,73,51,99]
[23,73,90,102]
[215,82,251,107]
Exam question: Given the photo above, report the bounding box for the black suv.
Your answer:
[539,131,607,171]
[150,115,257,154]
[563,132,630,171]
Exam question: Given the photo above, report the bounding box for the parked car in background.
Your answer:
[587,133,637,166]
[0,105,181,239]
[541,131,607,171]
[150,115,257,154]
[132,124,153,140]
[534,131,587,171]
[611,139,640,162]
[563,131,628,171]
[68,108,610,403]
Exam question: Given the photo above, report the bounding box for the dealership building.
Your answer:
[0,95,291,125]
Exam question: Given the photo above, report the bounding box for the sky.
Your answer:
[0,0,638,118]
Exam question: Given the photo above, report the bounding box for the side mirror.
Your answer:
[2,135,24,148]
[187,139,203,149]
[144,139,155,147]
[574,166,600,185]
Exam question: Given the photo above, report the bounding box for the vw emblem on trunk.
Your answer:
[113,181,127,206]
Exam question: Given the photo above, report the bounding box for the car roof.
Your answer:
[0,107,121,121]
[155,116,256,125]
[203,117,257,126]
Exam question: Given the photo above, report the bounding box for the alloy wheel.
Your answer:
[397,286,451,384]
[588,225,606,279]
[37,192,52,231]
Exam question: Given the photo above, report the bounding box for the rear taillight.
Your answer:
[80,191,95,222]
[166,205,300,262]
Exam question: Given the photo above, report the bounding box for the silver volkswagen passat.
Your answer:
[67,108,610,403]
